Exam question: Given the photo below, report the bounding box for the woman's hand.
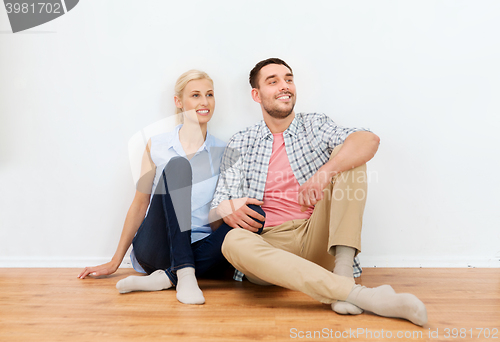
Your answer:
[78,260,120,279]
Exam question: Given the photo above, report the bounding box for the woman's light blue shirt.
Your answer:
[130,125,226,273]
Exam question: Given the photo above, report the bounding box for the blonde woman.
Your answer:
[78,70,264,304]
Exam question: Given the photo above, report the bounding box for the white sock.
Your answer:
[345,284,428,326]
[116,270,172,294]
[332,246,363,315]
[333,245,356,278]
[175,267,205,305]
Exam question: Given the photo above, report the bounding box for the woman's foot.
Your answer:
[344,284,428,326]
[175,267,205,305]
[116,270,172,294]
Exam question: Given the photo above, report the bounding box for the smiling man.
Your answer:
[210,58,427,326]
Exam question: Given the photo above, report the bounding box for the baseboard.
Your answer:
[0,257,134,268]
[0,256,498,268]
[358,256,500,268]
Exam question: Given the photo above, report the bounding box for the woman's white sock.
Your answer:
[116,270,172,294]
[175,267,205,305]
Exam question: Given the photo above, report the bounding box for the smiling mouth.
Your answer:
[276,93,292,101]
[196,109,210,115]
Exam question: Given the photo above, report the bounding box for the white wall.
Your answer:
[1,1,499,268]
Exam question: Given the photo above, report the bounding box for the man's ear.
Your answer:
[251,88,261,103]
[174,96,183,109]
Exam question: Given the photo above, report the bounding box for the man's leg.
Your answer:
[223,227,427,325]
[222,228,355,303]
[293,146,427,324]
[298,144,366,314]
[300,145,365,263]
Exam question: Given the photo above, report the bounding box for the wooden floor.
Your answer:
[0,268,498,342]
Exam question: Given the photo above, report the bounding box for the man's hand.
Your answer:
[298,167,332,212]
[216,197,265,232]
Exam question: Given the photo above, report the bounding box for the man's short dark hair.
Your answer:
[249,58,293,89]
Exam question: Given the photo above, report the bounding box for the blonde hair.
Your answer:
[174,69,213,125]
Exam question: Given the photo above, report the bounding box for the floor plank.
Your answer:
[0,268,498,341]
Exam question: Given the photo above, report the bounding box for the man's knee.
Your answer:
[221,228,258,257]
[329,144,343,161]
[222,228,245,257]
[329,144,368,175]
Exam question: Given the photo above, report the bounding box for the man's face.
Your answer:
[253,64,296,119]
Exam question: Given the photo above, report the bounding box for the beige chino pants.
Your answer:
[221,145,367,303]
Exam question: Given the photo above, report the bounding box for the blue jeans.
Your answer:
[132,157,265,285]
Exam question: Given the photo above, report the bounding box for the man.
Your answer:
[210,58,427,326]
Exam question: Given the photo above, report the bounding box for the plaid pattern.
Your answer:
[210,113,369,282]
[352,257,362,278]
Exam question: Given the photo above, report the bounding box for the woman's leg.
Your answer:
[117,157,204,304]
[192,204,266,279]
[132,156,194,280]
[115,189,177,294]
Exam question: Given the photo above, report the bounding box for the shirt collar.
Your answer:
[258,120,273,140]
[170,124,213,156]
[284,114,301,136]
[258,113,302,140]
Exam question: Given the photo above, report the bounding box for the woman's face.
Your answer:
[175,79,215,125]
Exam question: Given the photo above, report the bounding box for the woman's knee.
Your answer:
[247,204,265,218]
[158,157,192,194]
[163,156,192,180]
[246,204,265,234]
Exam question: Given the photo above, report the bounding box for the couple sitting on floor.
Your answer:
[78,58,427,326]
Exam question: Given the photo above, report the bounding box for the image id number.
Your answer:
[444,328,498,339]
[5,2,62,14]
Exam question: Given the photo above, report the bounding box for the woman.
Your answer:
[78,70,260,305]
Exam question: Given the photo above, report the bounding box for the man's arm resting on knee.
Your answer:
[298,131,380,209]
[327,131,380,175]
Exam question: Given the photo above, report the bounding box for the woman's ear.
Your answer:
[174,95,183,109]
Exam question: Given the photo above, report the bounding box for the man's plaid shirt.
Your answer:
[211,112,369,280]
